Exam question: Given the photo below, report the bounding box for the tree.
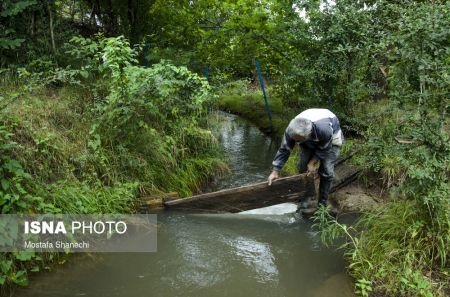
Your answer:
[0,0,37,65]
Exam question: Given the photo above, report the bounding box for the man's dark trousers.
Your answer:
[297,145,340,206]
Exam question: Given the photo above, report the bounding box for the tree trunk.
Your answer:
[47,1,56,54]
[30,11,35,36]
[90,2,96,28]
[128,0,135,43]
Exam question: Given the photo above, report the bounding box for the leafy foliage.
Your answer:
[0,0,36,51]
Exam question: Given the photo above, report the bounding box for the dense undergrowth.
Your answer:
[0,36,226,289]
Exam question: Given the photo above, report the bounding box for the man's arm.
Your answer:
[272,131,296,171]
[268,131,295,185]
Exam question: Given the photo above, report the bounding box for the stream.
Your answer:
[13,112,355,297]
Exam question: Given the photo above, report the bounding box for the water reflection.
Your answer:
[208,112,278,190]
[228,236,278,283]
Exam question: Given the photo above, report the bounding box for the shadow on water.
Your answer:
[13,112,355,297]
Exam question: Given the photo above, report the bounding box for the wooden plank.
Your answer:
[164,174,316,213]
[159,154,360,213]
[394,136,415,144]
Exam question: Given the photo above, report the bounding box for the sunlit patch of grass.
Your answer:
[165,157,229,197]
[216,82,293,138]
[44,181,138,214]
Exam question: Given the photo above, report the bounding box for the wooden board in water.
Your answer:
[164,174,316,213]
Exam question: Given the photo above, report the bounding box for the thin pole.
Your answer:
[255,59,272,127]
[205,65,211,112]
[144,44,150,68]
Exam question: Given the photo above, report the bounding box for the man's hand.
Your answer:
[306,159,318,177]
[267,170,279,186]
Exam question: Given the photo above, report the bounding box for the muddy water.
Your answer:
[13,113,355,297]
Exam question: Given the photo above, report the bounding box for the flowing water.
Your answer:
[13,113,355,297]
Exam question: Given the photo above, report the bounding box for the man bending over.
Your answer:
[267,108,343,208]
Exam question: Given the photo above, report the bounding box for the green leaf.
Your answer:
[30,266,39,272]
[15,251,34,261]
[1,1,37,17]
[11,270,28,286]
[1,179,10,191]
[0,260,12,273]
[0,275,6,285]
[79,70,89,79]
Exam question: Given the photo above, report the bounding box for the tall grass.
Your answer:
[315,200,449,297]
[44,181,138,214]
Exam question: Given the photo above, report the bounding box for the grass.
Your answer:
[315,199,450,297]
